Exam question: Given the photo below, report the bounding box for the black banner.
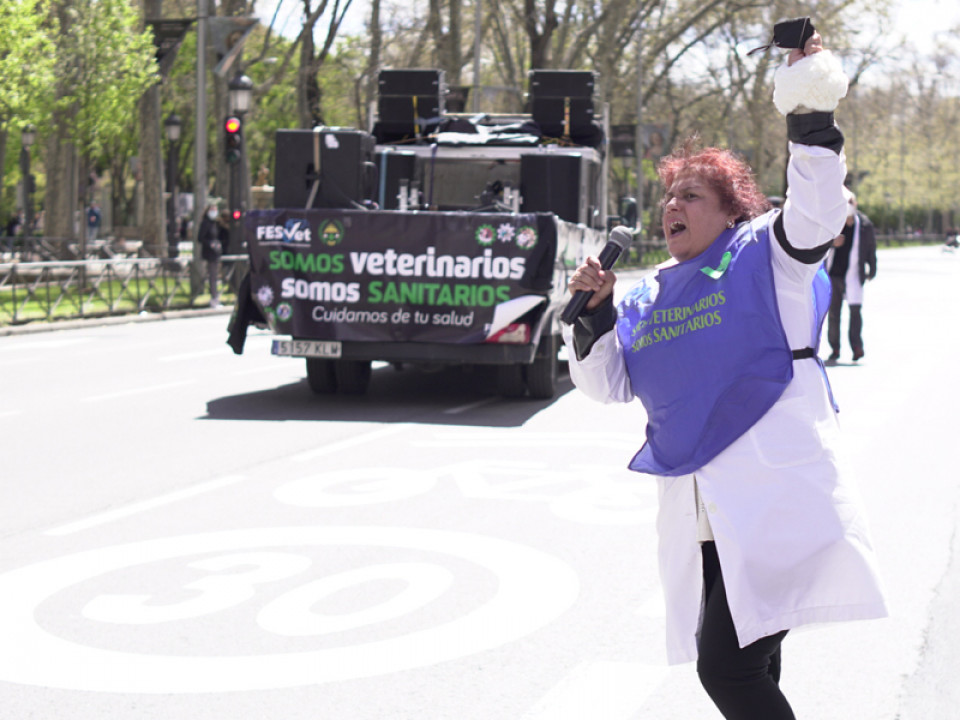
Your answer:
[245,209,559,344]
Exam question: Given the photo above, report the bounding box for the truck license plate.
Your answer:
[271,339,342,358]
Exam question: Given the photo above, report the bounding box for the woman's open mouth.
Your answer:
[668,220,687,237]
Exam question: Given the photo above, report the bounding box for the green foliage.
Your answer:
[0,0,55,129]
[51,0,157,159]
[5,0,959,238]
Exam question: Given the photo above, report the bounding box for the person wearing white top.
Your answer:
[562,30,887,720]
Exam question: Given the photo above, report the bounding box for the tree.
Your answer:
[0,0,54,223]
[42,0,155,242]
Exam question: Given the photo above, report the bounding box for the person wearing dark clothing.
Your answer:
[86,203,102,243]
[6,212,23,237]
[198,204,228,307]
[825,189,876,363]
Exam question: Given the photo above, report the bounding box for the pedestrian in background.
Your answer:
[825,188,877,364]
[86,202,102,243]
[198,204,227,308]
[563,28,886,719]
[5,211,23,237]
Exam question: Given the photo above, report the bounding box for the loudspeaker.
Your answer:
[374,150,417,209]
[274,129,375,209]
[528,70,595,98]
[376,69,445,142]
[530,97,595,137]
[379,69,445,97]
[528,70,596,138]
[520,153,587,225]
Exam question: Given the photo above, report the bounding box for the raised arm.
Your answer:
[772,32,850,263]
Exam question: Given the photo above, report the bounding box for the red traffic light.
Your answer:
[224,116,241,134]
[232,209,242,220]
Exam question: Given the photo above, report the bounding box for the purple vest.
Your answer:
[617,212,824,476]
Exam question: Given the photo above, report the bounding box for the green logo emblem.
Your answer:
[319,220,345,247]
[476,224,495,246]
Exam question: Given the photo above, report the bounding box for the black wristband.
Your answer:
[786,111,844,154]
[572,296,617,361]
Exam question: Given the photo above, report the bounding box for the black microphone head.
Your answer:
[608,226,633,252]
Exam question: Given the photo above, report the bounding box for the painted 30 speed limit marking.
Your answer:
[0,526,578,694]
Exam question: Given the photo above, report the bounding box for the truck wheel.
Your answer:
[526,333,558,399]
[335,360,372,395]
[306,358,338,394]
[497,364,526,398]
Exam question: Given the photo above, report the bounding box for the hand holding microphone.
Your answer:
[561,226,633,325]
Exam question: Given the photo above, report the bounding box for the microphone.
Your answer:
[561,226,633,325]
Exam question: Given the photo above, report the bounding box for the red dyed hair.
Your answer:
[658,138,770,223]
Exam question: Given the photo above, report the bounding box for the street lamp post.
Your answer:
[20,124,36,240]
[227,73,254,252]
[164,113,182,259]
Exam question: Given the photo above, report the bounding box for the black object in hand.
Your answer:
[560,226,633,325]
[747,16,816,55]
[773,17,815,49]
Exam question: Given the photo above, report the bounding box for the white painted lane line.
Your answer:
[230,363,304,376]
[521,661,669,720]
[159,349,228,362]
[290,425,408,462]
[81,379,196,402]
[0,338,93,352]
[444,398,496,415]
[45,475,246,536]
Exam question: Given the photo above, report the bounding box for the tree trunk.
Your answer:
[43,1,76,243]
[44,124,76,243]
[139,0,165,257]
[363,0,382,130]
[448,0,462,85]
[0,131,7,220]
[298,27,323,127]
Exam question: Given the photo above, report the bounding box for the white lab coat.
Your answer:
[563,142,888,664]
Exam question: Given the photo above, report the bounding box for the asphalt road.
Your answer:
[1,244,958,719]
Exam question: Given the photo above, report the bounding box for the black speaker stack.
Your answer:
[528,70,596,142]
[375,69,446,143]
[274,128,376,210]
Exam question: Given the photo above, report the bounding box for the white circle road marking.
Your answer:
[257,562,454,636]
[0,526,579,694]
[273,467,436,507]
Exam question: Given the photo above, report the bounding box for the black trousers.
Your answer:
[827,276,863,356]
[696,542,795,719]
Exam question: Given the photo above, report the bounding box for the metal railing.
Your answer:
[0,254,248,327]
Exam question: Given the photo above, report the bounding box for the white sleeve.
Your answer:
[561,323,636,404]
[781,142,848,253]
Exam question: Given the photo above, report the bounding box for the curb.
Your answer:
[0,306,234,337]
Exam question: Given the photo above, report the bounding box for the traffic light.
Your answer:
[224,115,242,164]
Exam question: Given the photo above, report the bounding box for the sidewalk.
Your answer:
[0,305,234,338]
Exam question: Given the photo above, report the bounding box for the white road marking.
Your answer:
[230,363,303,376]
[0,526,579,693]
[45,475,245,536]
[444,398,496,414]
[418,430,640,450]
[159,349,229,362]
[521,661,669,720]
[290,424,408,462]
[0,338,93,352]
[275,467,436,507]
[81,379,195,402]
